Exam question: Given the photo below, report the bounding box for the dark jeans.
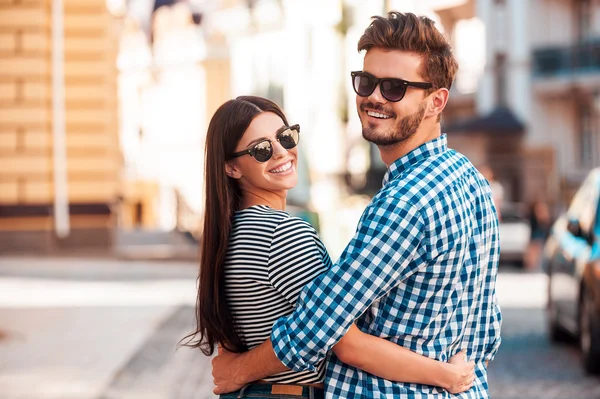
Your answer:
[219,383,324,399]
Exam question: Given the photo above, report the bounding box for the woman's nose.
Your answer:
[271,140,287,159]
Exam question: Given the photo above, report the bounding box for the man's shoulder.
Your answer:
[384,149,477,204]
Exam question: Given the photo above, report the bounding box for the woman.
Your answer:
[183,96,475,399]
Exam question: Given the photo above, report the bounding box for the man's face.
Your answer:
[356,48,429,146]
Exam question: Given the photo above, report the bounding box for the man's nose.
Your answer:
[367,83,386,105]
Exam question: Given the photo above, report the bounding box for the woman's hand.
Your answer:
[442,350,476,394]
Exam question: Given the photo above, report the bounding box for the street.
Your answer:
[490,268,600,398]
[1,258,599,399]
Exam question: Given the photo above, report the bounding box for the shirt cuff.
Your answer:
[484,336,502,361]
[271,316,317,373]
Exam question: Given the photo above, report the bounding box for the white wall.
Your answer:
[529,95,577,173]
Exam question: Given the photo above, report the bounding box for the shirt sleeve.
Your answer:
[483,214,502,362]
[270,196,427,372]
[484,292,502,361]
[267,217,331,307]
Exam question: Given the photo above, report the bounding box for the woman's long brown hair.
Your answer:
[181,96,289,356]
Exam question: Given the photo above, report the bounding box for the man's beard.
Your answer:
[360,101,426,147]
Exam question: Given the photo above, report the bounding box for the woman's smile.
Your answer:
[268,160,294,175]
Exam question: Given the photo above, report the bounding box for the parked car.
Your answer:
[498,202,530,266]
[543,168,600,374]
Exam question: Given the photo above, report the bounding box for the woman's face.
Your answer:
[227,112,299,193]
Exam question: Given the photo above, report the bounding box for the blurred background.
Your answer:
[1,0,600,398]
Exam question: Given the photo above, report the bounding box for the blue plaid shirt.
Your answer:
[271,135,502,398]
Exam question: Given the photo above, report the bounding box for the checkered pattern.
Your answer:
[271,135,502,398]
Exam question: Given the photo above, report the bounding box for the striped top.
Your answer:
[224,205,331,383]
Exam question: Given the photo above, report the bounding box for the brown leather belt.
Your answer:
[221,382,324,399]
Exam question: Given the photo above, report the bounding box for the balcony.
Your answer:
[532,39,600,95]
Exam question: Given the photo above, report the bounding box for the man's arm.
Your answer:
[212,341,285,394]
[270,196,427,371]
[213,326,477,395]
[212,196,428,392]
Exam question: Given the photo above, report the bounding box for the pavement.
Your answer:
[1,258,600,399]
[489,267,600,399]
[0,257,212,399]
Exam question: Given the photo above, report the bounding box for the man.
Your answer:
[213,12,502,398]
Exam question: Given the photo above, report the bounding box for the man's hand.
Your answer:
[212,346,247,395]
[212,339,289,394]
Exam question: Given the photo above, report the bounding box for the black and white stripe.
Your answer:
[224,205,330,383]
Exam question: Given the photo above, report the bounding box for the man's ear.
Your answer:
[428,88,449,119]
[225,162,243,179]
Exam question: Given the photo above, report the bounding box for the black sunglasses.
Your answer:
[230,124,300,163]
[351,71,433,102]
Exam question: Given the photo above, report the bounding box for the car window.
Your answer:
[569,171,600,236]
[595,196,600,236]
[594,173,600,236]
[579,194,597,236]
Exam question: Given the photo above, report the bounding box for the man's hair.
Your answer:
[358,12,458,92]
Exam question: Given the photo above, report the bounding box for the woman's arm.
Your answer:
[213,325,475,395]
[332,325,475,393]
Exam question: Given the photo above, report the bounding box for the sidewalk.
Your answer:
[98,306,216,399]
[0,257,215,399]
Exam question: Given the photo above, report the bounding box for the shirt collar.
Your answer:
[383,134,448,186]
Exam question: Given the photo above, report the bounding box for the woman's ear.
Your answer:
[225,162,243,179]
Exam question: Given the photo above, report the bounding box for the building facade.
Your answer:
[117,0,230,235]
[438,0,600,207]
[528,0,600,203]
[0,0,121,253]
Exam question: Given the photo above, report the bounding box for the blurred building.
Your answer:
[528,0,600,203]
[117,0,599,252]
[118,1,210,233]
[111,0,229,258]
[3,0,596,255]
[0,0,121,253]
[203,0,350,255]
[440,0,600,206]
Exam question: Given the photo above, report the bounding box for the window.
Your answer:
[569,171,600,236]
[578,187,597,236]
[594,190,600,236]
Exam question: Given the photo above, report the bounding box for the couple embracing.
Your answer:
[183,12,502,399]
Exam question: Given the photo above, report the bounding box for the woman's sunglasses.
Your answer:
[230,124,300,163]
[351,71,433,102]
